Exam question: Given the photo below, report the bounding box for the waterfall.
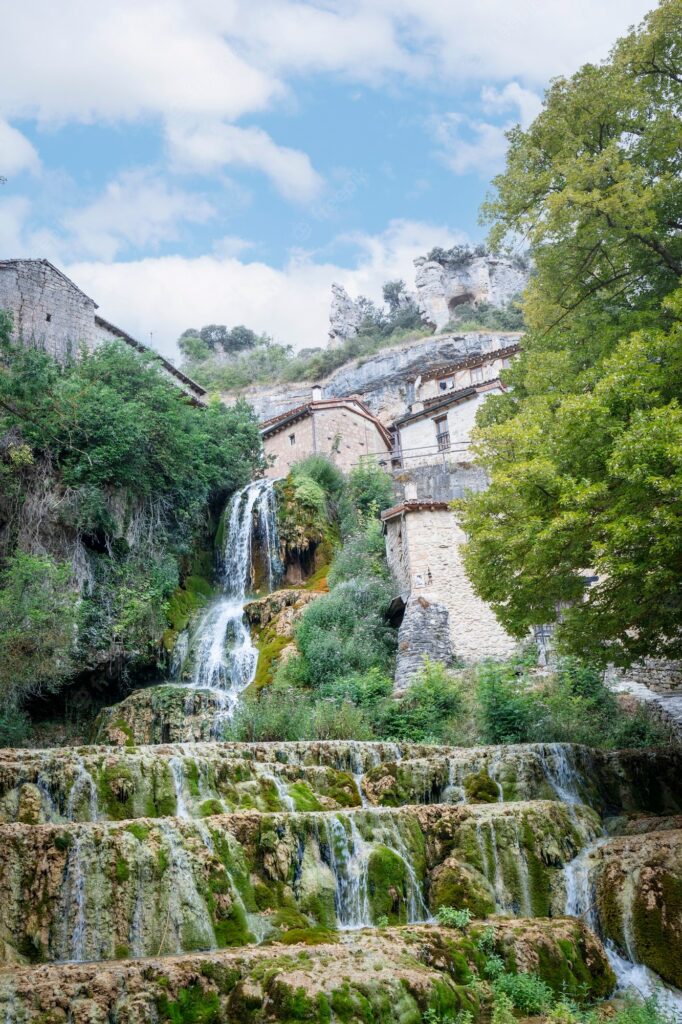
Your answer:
[321,812,428,929]
[169,757,189,819]
[157,822,217,954]
[66,757,99,822]
[563,840,682,1016]
[183,479,282,724]
[541,744,582,805]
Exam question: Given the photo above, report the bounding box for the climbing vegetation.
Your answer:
[460,1,682,667]
[0,318,263,735]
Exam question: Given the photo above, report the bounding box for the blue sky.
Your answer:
[0,0,655,358]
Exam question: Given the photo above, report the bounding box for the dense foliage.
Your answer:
[460,1,682,667]
[0,315,263,735]
[232,452,667,747]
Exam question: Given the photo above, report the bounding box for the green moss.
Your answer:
[329,983,373,1023]
[97,763,136,819]
[156,982,221,1024]
[429,860,495,918]
[184,759,201,797]
[115,856,131,883]
[54,833,72,852]
[463,770,500,804]
[252,624,292,691]
[289,782,324,812]
[199,963,240,993]
[276,926,336,946]
[631,868,682,988]
[199,799,224,817]
[126,822,151,842]
[165,575,213,647]
[108,719,135,746]
[114,943,130,960]
[367,845,409,924]
[213,901,253,948]
[326,770,363,808]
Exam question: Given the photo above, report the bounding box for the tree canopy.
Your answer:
[460,0,682,668]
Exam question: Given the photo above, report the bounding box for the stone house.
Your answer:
[0,259,206,403]
[391,343,519,470]
[261,393,392,477]
[382,499,517,687]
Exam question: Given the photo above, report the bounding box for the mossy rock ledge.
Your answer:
[0,920,614,1023]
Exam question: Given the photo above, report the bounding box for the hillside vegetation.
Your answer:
[178,272,524,393]
[0,316,263,742]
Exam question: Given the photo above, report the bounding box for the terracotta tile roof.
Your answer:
[415,342,521,384]
[260,395,393,449]
[381,499,451,522]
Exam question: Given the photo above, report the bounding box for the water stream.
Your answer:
[563,837,682,1017]
[181,479,282,727]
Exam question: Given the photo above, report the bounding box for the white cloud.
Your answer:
[0,0,654,131]
[0,121,40,176]
[64,219,463,358]
[61,170,215,261]
[167,122,323,203]
[0,2,280,124]
[481,82,543,128]
[433,113,510,177]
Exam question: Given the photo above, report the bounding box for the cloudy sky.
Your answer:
[0,0,654,358]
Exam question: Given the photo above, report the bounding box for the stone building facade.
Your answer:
[261,395,392,478]
[0,259,205,402]
[382,500,517,684]
[391,344,519,471]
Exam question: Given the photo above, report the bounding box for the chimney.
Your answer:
[311,386,323,401]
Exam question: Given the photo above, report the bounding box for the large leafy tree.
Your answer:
[460,0,682,668]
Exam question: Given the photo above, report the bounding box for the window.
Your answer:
[289,433,296,446]
[471,366,483,384]
[45,313,52,323]
[439,379,447,391]
[434,415,450,452]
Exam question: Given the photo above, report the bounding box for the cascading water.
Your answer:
[182,479,282,725]
[563,839,682,1016]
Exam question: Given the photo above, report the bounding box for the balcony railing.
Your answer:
[436,431,450,452]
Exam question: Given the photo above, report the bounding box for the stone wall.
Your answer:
[0,259,97,361]
[263,406,390,478]
[416,353,511,403]
[392,462,488,503]
[397,386,503,465]
[394,595,454,691]
[384,507,517,664]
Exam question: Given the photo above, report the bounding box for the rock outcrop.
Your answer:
[328,282,364,347]
[414,252,530,331]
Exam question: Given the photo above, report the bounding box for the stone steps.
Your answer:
[0,919,615,1024]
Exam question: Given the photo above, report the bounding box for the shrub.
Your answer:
[341,463,394,529]
[375,660,467,743]
[475,661,535,744]
[492,973,554,1014]
[327,520,389,586]
[436,906,472,930]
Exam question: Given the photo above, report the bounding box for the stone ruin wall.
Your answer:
[0,260,97,361]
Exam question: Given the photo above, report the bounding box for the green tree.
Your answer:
[0,552,78,706]
[460,1,682,668]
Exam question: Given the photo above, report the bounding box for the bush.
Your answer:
[475,661,536,744]
[436,906,472,930]
[340,464,394,530]
[327,520,389,586]
[226,683,315,742]
[375,660,467,743]
[492,973,554,1014]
